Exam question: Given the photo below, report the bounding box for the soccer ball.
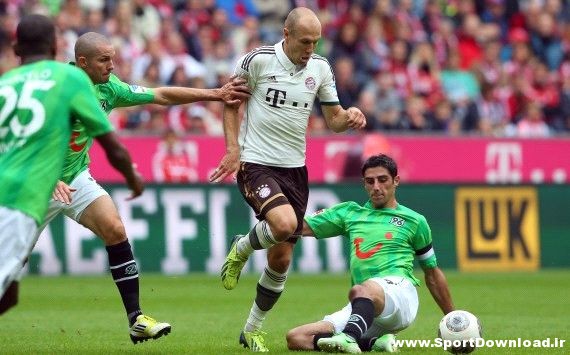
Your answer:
[438,310,482,354]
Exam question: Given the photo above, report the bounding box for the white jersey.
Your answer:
[233,41,339,167]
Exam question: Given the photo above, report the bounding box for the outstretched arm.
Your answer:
[152,78,250,106]
[321,104,366,133]
[424,266,455,314]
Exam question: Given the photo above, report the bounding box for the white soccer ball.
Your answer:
[438,310,482,354]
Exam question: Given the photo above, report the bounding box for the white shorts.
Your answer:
[0,207,38,296]
[38,169,108,233]
[323,276,419,336]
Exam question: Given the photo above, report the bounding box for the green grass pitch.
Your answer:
[1,270,568,354]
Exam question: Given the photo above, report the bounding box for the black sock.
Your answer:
[106,240,141,325]
[358,336,378,352]
[313,333,334,350]
[255,283,282,311]
[343,297,375,341]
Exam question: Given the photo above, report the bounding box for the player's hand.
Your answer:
[346,107,366,130]
[220,76,251,106]
[52,180,76,204]
[126,168,144,200]
[209,150,239,183]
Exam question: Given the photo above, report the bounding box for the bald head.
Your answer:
[284,7,321,36]
[282,7,321,66]
[74,32,115,84]
[74,32,112,61]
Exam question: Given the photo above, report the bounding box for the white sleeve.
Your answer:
[316,57,339,104]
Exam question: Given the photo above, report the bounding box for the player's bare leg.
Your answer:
[286,320,335,351]
[221,204,296,290]
[80,195,170,343]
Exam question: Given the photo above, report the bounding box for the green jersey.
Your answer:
[0,60,112,224]
[61,73,154,183]
[305,201,438,286]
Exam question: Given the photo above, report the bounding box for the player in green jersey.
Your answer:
[3,31,250,343]
[0,15,142,315]
[285,154,456,353]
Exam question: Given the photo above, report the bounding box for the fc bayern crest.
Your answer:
[256,184,271,198]
[305,77,316,90]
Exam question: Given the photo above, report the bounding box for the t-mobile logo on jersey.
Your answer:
[265,88,286,108]
[265,88,310,109]
[485,142,522,184]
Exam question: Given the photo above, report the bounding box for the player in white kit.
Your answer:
[210,7,366,352]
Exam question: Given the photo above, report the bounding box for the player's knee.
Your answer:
[269,217,297,241]
[348,284,372,299]
[100,220,127,245]
[285,328,303,350]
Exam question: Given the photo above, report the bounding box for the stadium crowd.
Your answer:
[1,0,570,137]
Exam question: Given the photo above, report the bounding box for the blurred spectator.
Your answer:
[525,61,561,127]
[385,39,412,98]
[202,40,234,88]
[456,13,485,69]
[131,0,161,43]
[401,95,432,131]
[360,17,389,74]
[508,101,550,137]
[480,0,510,42]
[472,38,503,85]
[152,129,199,182]
[159,31,206,83]
[394,0,426,43]
[58,0,84,32]
[440,51,480,103]
[431,17,458,67]
[407,41,443,108]
[474,82,509,136]
[333,56,363,109]
[230,15,261,56]
[252,0,290,44]
[357,91,380,130]
[81,8,108,35]
[137,59,161,87]
[329,21,365,70]
[427,98,462,134]
[177,0,212,60]
[215,0,258,26]
[364,71,402,120]
[421,0,446,38]
[529,12,563,71]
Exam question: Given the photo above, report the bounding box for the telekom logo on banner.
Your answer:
[485,143,522,184]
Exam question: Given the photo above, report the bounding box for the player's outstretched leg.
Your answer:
[129,314,172,344]
[371,334,398,352]
[240,330,269,352]
[317,333,362,353]
[221,235,249,290]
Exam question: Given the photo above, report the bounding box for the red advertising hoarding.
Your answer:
[89,135,570,184]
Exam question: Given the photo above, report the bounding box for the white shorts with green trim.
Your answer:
[0,207,38,296]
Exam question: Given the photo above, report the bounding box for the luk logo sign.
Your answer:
[455,187,540,271]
